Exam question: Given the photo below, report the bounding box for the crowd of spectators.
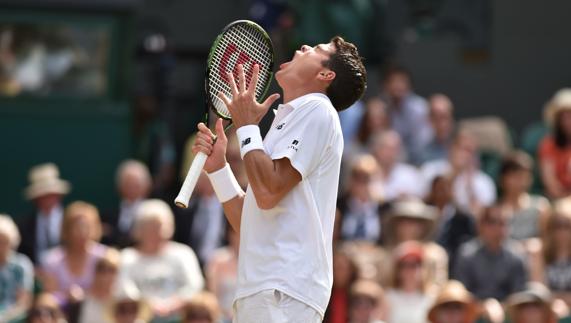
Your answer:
[2,62,571,323]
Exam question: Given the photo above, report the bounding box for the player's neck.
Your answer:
[282,87,326,105]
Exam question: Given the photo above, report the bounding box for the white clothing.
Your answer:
[371,163,422,201]
[386,289,432,323]
[236,93,343,318]
[78,296,108,323]
[420,159,496,210]
[120,242,204,303]
[233,289,321,323]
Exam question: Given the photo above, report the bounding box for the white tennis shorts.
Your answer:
[233,289,322,323]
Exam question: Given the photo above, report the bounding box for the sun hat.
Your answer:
[543,88,571,126]
[427,280,478,323]
[24,163,71,200]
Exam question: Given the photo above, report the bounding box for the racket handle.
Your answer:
[174,152,208,208]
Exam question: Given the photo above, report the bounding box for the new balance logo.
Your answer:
[241,138,251,147]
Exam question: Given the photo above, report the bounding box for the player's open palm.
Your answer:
[219,64,280,128]
[193,118,228,173]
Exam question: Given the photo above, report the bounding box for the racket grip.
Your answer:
[174,152,208,208]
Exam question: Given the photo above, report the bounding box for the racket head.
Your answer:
[204,20,274,121]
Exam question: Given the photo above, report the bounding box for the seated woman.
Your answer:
[40,201,107,306]
[497,151,549,241]
[66,248,121,323]
[324,246,360,323]
[120,199,204,322]
[528,198,571,306]
[206,226,239,323]
[385,241,434,323]
[0,215,33,323]
[539,88,571,199]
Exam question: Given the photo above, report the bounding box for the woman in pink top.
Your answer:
[40,201,106,306]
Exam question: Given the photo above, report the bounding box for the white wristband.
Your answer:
[236,125,264,159]
[206,163,242,203]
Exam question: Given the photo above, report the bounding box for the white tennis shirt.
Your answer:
[235,92,343,317]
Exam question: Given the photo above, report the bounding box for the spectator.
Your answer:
[427,280,478,323]
[174,172,224,266]
[505,283,558,323]
[349,280,386,323]
[324,246,359,323]
[337,154,383,242]
[40,201,107,307]
[455,206,527,301]
[109,280,152,323]
[380,66,431,164]
[497,151,549,241]
[120,199,204,322]
[385,241,434,323]
[0,214,33,322]
[539,88,571,199]
[66,249,120,323]
[18,163,71,264]
[181,291,221,323]
[528,198,571,306]
[419,94,456,164]
[421,129,497,215]
[346,98,390,157]
[425,175,476,276]
[26,294,66,323]
[370,131,423,201]
[206,226,239,323]
[102,160,152,248]
[383,199,448,288]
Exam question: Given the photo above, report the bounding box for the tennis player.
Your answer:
[193,36,366,322]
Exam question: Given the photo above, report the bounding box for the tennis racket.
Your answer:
[175,20,274,208]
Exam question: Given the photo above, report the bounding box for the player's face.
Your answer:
[275,42,335,88]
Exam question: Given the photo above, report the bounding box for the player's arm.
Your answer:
[243,152,301,209]
[193,119,244,232]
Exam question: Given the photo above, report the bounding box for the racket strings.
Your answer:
[208,23,273,118]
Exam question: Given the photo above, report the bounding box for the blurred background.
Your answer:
[1,0,571,323]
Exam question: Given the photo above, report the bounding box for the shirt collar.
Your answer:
[279,92,330,111]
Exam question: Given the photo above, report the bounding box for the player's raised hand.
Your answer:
[219,64,280,128]
[192,118,228,173]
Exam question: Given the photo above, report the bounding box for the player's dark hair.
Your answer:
[322,36,367,111]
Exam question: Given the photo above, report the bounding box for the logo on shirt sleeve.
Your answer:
[287,139,299,152]
[276,122,285,130]
[241,138,251,147]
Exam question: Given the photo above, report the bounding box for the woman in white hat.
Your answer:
[539,88,571,199]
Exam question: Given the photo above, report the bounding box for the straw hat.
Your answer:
[427,280,478,323]
[24,163,71,200]
[388,198,438,222]
[106,280,153,323]
[385,199,437,243]
[506,283,557,323]
[543,88,571,126]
